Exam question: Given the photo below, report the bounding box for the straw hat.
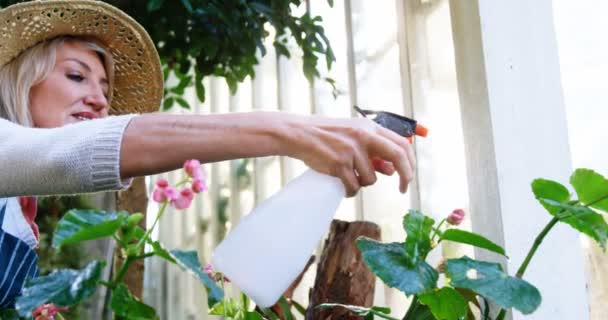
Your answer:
[0,0,163,114]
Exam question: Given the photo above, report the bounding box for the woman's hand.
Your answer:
[279,114,416,197]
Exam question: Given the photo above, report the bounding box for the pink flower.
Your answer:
[191,178,208,193]
[203,263,214,278]
[184,159,203,178]
[447,209,465,226]
[163,187,179,201]
[33,304,68,320]
[155,178,169,188]
[171,188,194,210]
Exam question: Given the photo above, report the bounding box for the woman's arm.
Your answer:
[0,115,136,197]
[121,112,415,197]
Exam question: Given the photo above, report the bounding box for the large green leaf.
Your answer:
[0,308,21,320]
[440,229,507,257]
[317,304,396,320]
[16,261,105,317]
[531,178,571,215]
[418,287,468,320]
[570,168,608,213]
[539,199,608,249]
[357,237,437,296]
[169,250,223,307]
[403,210,435,265]
[110,284,158,319]
[446,256,541,314]
[53,210,127,248]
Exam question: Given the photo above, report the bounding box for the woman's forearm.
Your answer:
[120,112,290,178]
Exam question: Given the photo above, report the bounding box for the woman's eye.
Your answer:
[67,74,84,82]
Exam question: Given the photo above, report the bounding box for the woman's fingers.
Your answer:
[338,165,361,197]
[372,157,395,176]
[367,130,414,193]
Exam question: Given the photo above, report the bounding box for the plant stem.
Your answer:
[515,217,559,278]
[431,219,446,244]
[113,256,133,285]
[135,202,167,249]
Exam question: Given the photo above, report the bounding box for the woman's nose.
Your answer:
[83,89,109,113]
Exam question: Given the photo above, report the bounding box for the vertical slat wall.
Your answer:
[145,1,471,319]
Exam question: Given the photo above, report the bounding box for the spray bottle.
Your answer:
[211,106,428,307]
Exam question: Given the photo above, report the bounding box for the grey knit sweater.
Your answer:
[0,114,137,197]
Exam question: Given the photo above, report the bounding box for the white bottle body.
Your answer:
[211,169,345,307]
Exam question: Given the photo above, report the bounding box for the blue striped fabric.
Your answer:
[0,201,39,308]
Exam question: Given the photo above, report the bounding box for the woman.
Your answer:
[0,0,416,308]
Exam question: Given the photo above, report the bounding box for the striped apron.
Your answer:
[0,200,39,308]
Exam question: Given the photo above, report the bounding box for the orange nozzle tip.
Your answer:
[414,124,428,137]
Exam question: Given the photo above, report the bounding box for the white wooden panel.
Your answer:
[450,0,589,319]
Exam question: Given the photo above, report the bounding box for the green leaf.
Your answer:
[570,168,608,213]
[245,311,265,320]
[16,261,105,317]
[317,304,396,320]
[147,0,164,12]
[162,97,174,111]
[169,250,223,307]
[403,210,435,265]
[52,210,127,248]
[418,287,468,320]
[440,229,507,257]
[0,308,21,320]
[180,0,193,13]
[402,298,434,320]
[278,297,294,320]
[357,237,437,296]
[532,178,571,215]
[111,284,158,319]
[446,256,541,314]
[149,240,176,264]
[195,71,205,102]
[539,199,608,249]
[175,97,191,110]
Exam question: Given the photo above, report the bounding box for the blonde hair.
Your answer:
[0,36,113,126]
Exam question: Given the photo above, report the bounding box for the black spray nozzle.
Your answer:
[354,106,428,138]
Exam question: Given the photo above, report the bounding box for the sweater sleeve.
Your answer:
[0,115,138,197]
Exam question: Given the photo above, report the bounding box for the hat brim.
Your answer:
[0,0,163,115]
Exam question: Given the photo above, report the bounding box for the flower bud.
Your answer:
[447,209,465,226]
[192,178,208,193]
[183,159,202,178]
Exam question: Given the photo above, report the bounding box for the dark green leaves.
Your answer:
[318,304,396,320]
[169,250,223,307]
[146,0,164,12]
[532,169,608,250]
[52,210,127,248]
[357,238,437,296]
[539,199,608,249]
[418,287,468,320]
[446,257,541,315]
[111,284,158,319]
[403,210,435,265]
[532,178,571,215]
[570,168,608,213]
[440,229,506,257]
[16,261,105,317]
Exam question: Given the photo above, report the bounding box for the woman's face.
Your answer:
[29,41,109,128]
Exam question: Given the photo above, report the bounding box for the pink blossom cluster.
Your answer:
[152,159,208,210]
[32,304,68,320]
